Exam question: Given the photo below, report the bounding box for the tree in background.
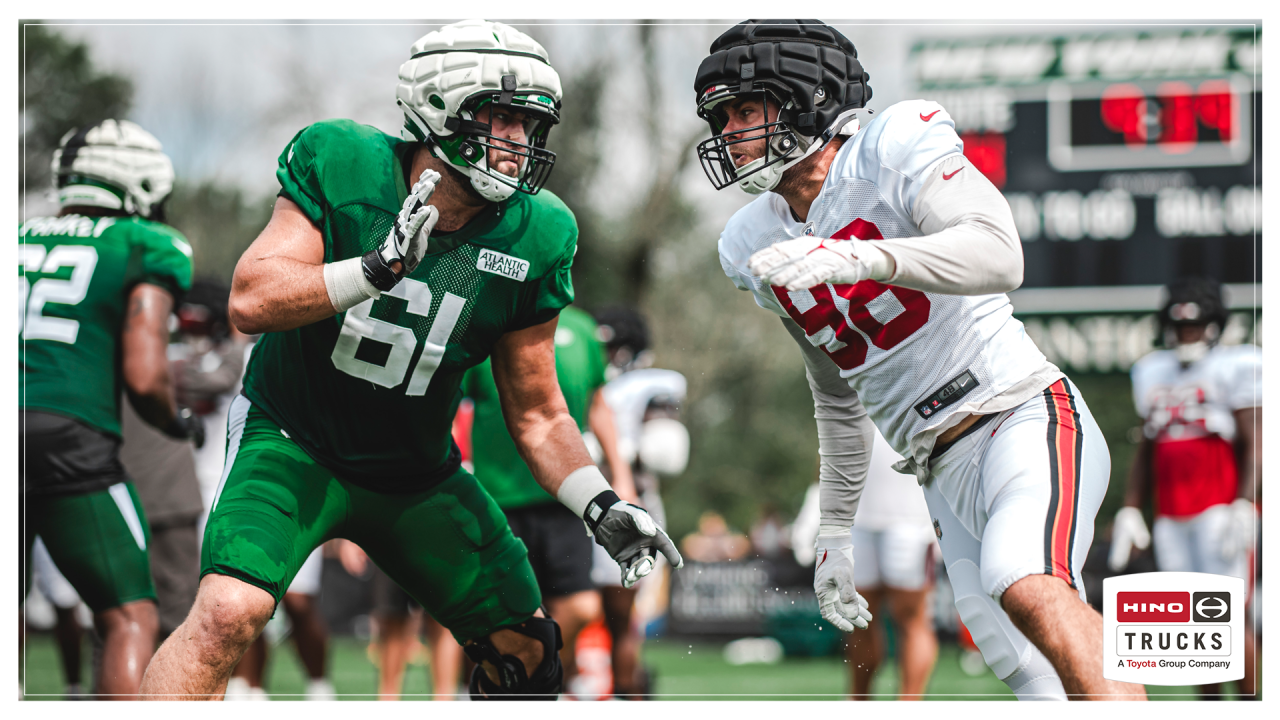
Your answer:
[20,22,270,283]
[19,21,133,197]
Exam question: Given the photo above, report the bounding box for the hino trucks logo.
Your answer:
[1104,572,1244,687]
[1193,592,1231,622]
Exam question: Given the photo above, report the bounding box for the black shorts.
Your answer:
[504,502,595,598]
[371,562,421,618]
[21,410,129,496]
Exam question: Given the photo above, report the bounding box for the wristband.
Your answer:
[556,465,613,517]
[851,240,895,282]
[816,524,854,548]
[324,257,381,312]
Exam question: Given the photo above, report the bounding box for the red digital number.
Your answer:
[1195,79,1234,141]
[1100,83,1148,146]
[960,132,1006,189]
[1099,81,1236,150]
[770,219,932,371]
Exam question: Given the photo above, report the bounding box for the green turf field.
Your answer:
[19,634,1231,700]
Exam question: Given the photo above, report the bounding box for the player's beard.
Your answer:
[773,136,847,200]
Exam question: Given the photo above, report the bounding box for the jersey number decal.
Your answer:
[19,245,99,344]
[771,219,930,371]
[330,277,466,396]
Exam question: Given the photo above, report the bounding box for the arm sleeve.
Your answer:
[873,153,1023,296]
[782,320,874,528]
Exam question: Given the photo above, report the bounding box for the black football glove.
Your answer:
[583,490,683,588]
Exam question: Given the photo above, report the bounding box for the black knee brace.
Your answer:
[465,613,564,700]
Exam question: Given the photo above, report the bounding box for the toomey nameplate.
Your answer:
[1104,571,1244,686]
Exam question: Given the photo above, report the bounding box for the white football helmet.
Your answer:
[396,19,563,202]
[50,119,175,220]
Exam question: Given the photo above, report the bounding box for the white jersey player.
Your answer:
[694,20,1142,700]
[1108,278,1259,698]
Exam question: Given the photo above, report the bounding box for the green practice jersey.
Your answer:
[20,214,193,437]
[241,119,578,492]
[464,306,606,509]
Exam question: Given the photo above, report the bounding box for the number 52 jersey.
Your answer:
[20,214,193,438]
[241,120,578,493]
[718,100,1060,475]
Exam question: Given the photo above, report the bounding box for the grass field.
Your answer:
[19,634,1225,700]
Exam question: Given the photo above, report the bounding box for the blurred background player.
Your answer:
[337,542,464,700]
[118,347,206,643]
[1109,277,1261,699]
[461,305,636,693]
[20,119,200,698]
[588,306,690,699]
[794,429,939,699]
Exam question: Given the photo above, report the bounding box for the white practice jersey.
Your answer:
[1131,344,1262,443]
[719,99,1058,470]
[1130,343,1261,518]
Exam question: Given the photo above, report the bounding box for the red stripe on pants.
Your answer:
[1047,380,1080,586]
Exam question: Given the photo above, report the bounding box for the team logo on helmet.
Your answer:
[50,119,175,221]
[395,19,563,203]
[693,20,872,195]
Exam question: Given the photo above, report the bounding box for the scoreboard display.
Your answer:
[910,28,1260,291]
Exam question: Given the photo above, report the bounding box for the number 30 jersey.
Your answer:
[241,120,577,492]
[20,215,193,438]
[718,100,1059,474]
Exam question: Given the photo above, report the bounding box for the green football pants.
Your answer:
[202,395,542,643]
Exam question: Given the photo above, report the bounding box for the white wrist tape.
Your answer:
[817,524,853,542]
[853,241,895,282]
[556,465,613,517]
[324,257,381,313]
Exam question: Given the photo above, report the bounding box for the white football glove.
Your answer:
[1220,498,1256,561]
[747,237,891,291]
[813,532,872,633]
[362,169,441,291]
[1107,506,1151,571]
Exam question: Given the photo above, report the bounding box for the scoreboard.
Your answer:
[909,27,1260,372]
[910,27,1260,289]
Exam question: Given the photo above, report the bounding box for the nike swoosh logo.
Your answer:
[920,110,940,122]
[943,167,964,180]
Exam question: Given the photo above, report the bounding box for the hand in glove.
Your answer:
[747,237,892,292]
[1220,498,1256,561]
[164,407,206,449]
[1107,506,1151,571]
[362,169,442,291]
[814,532,872,633]
[584,490,683,588]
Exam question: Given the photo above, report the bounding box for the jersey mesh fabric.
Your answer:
[718,101,1051,464]
[20,215,193,437]
[466,307,606,509]
[241,120,577,492]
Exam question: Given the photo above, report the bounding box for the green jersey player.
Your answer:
[20,119,199,698]
[139,20,681,701]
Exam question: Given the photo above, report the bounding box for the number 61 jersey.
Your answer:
[718,101,1059,475]
[241,120,577,493]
